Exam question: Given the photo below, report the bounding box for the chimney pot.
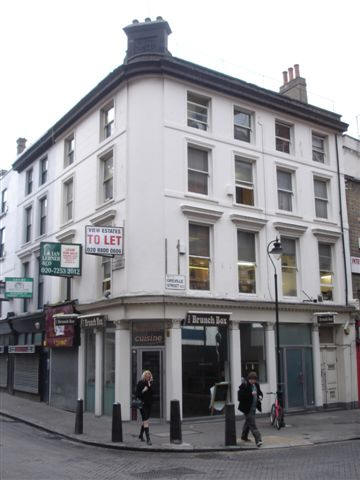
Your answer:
[132,19,139,24]
[16,137,27,155]
[144,17,151,22]
[288,67,294,81]
[156,16,163,21]
[294,64,300,78]
[282,70,288,85]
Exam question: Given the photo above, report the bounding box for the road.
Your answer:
[1,416,360,480]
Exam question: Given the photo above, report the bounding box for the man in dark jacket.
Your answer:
[237,371,263,447]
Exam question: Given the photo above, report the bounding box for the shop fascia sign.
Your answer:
[8,345,35,354]
[40,242,82,277]
[85,225,123,257]
[184,311,231,326]
[53,313,79,326]
[351,256,360,274]
[79,313,107,329]
[314,312,337,324]
[5,277,33,299]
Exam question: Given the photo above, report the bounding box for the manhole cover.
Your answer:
[132,467,202,479]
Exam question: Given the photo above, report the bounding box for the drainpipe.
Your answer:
[335,134,349,305]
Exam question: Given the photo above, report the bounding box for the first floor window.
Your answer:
[235,157,254,205]
[23,262,30,312]
[102,257,111,293]
[189,223,210,290]
[319,243,333,300]
[64,179,73,222]
[37,258,44,309]
[101,151,113,202]
[237,230,256,293]
[188,146,209,195]
[0,227,5,257]
[314,178,328,218]
[281,238,297,296]
[240,323,267,383]
[25,206,32,243]
[277,169,293,211]
[39,197,47,235]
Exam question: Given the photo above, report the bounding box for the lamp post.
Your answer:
[267,237,284,417]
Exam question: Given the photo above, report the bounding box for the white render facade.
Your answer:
[1,18,358,419]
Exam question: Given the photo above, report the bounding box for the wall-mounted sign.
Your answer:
[132,321,165,346]
[45,303,78,348]
[5,277,33,299]
[54,316,77,326]
[351,256,360,274]
[40,242,82,277]
[317,315,335,324]
[8,345,35,354]
[85,226,123,257]
[80,315,106,329]
[165,274,186,290]
[185,312,230,327]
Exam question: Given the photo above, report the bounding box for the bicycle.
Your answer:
[267,391,285,430]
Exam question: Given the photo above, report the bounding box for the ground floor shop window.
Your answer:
[103,329,115,416]
[240,323,266,383]
[182,325,229,417]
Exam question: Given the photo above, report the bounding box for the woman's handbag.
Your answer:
[131,398,144,409]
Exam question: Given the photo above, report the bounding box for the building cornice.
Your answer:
[13,56,348,173]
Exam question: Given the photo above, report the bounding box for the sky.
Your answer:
[1,0,359,171]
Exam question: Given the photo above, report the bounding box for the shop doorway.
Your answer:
[132,348,164,418]
[321,347,338,405]
[85,329,95,412]
[282,347,314,410]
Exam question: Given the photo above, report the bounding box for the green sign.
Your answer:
[40,242,82,277]
[5,277,33,298]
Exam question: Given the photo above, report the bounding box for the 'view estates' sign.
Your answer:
[85,226,123,256]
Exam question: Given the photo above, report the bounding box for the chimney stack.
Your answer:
[279,64,308,103]
[16,137,27,155]
[123,17,172,64]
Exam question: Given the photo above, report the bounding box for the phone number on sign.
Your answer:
[40,267,80,276]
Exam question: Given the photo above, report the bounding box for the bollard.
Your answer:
[170,400,182,444]
[74,399,83,435]
[112,402,123,442]
[225,403,237,446]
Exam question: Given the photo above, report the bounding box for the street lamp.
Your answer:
[267,237,284,419]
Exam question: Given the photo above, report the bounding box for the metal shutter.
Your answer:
[0,357,7,387]
[14,354,39,394]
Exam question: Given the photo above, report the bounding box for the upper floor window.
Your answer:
[312,134,326,163]
[64,134,75,167]
[102,257,111,294]
[318,243,333,301]
[100,151,113,203]
[277,169,293,212]
[235,157,254,206]
[0,227,5,257]
[189,223,210,290]
[39,157,48,185]
[187,92,209,131]
[237,230,256,294]
[188,146,209,195]
[37,257,44,309]
[101,102,114,140]
[281,238,297,296]
[63,178,73,223]
[26,168,33,195]
[1,188,7,213]
[314,178,328,219]
[25,206,32,243]
[39,197,47,236]
[275,121,292,154]
[234,108,252,142]
[23,261,30,312]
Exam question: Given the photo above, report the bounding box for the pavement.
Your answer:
[1,392,359,452]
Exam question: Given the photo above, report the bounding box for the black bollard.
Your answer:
[74,399,83,435]
[225,403,237,446]
[112,402,123,442]
[170,400,182,444]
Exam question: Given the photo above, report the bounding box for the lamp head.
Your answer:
[269,237,282,260]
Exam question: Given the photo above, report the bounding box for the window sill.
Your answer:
[60,219,74,229]
[275,211,303,220]
[96,199,115,211]
[184,193,219,205]
[313,218,338,227]
[232,203,264,214]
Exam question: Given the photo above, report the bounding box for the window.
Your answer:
[281,238,297,296]
[277,169,293,211]
[312,134,325,163]
[189,223,210,290]
[63,179,73,222]
[275,121,291,153]
[64,134,75,166]
[0,227,5,257]
[237,231,256,293]
[37,258,44,309]
[240,323,267,383]
[314,178,328,218]
[235,157,254,205]
[39,197,47,236]
[318,243,333,301]
[23,262,30,313]
[102,257,111,294]
[234,108,252,142]
[101,151,113,202]
[26,168,33,195]
[101,102,114,140]
[187,92,209,131]
[25,206,32,243]
[1,188,7,213]
[188,146,209,195]
[39,157,48,185]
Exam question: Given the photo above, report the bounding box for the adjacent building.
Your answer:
[0,18,358,419]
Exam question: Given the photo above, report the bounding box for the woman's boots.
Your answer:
[145,427,152,445]
[138,425,145,442]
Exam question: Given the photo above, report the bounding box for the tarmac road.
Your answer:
[1,415,360,480]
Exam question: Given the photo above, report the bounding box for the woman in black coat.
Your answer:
[136,370,153,445]
[237,371,263,446]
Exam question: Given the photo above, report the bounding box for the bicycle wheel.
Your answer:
[276,407,284,430]
[270,404,276,425]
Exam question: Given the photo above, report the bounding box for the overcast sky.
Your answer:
[1,0,359,171]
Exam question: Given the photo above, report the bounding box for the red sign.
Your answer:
[45,303,78,348]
